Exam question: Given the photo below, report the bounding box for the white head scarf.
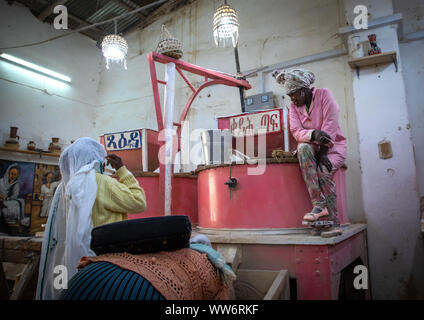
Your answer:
[36,137,106,300]
[272,68,315,94]
[190,234,212,247]
[0,163,20,199]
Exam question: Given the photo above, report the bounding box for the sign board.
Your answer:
[104,130,142,151]
[229,109,282,137]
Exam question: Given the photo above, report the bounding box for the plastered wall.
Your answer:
[0,1,101,151]
[343,0,423,299]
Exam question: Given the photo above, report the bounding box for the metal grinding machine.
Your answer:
[110,52,369,300]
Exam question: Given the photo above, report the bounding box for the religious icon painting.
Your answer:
[31,164,61,233]
[0,160,35,236]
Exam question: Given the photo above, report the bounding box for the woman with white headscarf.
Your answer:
[273,69,347,237]
[36,137,146,299]
[0,163,28,228]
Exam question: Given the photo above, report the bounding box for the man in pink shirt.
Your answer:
[273,69,347,237]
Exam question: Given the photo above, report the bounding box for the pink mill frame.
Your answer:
[147,51,252,215]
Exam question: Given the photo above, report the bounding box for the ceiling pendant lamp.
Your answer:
[101,20,128,70]
[213,1,239,48]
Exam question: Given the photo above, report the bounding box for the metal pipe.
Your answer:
[234,45,246,113]
[257,71,264,94]
[243,48,347,78]
[163,62,176,216]
[142,129,148,172]
[283,107,289,152]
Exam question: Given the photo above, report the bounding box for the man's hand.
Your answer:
[106,154,123,170]
[315,146,333,173]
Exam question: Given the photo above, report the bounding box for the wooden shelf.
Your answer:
[348,51,398,78]
[0,147,60,158]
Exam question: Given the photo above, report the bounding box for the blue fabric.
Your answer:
[189,244,236,284]
[60,262,165,300]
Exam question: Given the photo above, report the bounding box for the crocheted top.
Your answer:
[78,248,229,300]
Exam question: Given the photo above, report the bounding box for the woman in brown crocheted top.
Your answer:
[60,237,230,300]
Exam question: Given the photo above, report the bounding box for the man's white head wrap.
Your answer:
[272,68,315,94]
[36,137,107,300]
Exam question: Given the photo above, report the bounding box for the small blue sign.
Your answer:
[104,130,142,151]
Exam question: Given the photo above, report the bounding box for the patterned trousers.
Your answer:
[297,143,339,225]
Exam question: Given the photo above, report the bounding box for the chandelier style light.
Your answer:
[213,2,239,48]
[101,20,128,70]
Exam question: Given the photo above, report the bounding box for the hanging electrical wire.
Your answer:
[0,0,168,50]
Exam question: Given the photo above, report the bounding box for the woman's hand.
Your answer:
[106,154,123,170]
[311,130,332,145]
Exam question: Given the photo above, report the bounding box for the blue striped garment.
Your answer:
[60,262,165,300]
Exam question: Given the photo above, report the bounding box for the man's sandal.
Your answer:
[303,208,329,222]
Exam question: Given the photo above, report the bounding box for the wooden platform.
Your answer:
[0,235,43,300]
[195,224,366,246]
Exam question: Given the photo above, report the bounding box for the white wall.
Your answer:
[343,0,423,299]
[393,0,424,35]
[400,39,424,224]
[0,1,101,151]
[395,0,424,226]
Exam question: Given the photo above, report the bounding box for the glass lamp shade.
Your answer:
[213,4,239,47]
[101,34,128,69]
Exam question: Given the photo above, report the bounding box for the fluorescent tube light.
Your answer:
[0,53,71,83]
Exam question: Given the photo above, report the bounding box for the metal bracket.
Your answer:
[302,220,334,227]
[393,57,398,72]
[224,163,237,199]
[225,177,238,189]
[147,51,251,215]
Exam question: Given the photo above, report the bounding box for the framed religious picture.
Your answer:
[0,160,35,236]
[30,164,61,234]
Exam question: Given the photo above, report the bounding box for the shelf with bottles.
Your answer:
[348,51,397,78]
